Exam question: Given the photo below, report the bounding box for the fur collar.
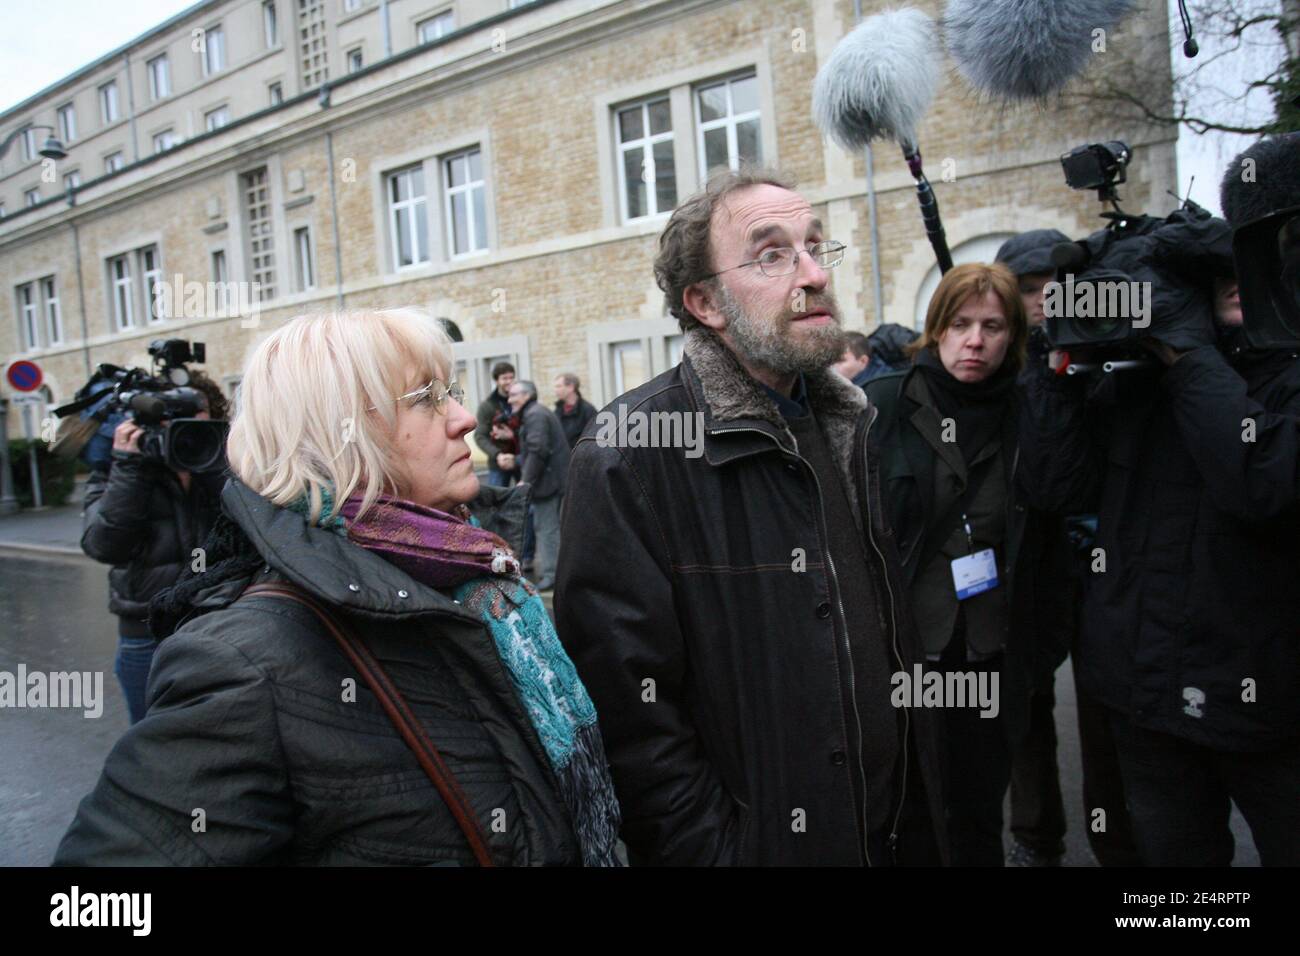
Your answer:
[681,326,872,523]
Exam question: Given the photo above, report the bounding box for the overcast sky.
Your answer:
[0,0,1277,217]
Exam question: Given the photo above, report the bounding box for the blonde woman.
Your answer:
[55,310,620,867]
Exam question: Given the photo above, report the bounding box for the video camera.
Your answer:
[1042,141,1234,361]
[55,339,228,473]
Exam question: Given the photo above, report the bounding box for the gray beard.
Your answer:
[717,285,845,376]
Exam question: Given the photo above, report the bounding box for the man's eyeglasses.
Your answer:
[702,240,847,280]
[369,378,465,413]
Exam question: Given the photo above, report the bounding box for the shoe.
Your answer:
[1006,841,1063,867]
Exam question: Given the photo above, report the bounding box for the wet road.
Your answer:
[0,550,1258,867]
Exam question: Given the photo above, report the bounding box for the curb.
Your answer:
[0,542,89,558]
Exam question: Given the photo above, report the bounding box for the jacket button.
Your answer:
[815,601,831,619]
[786,462,799,473]
[397,589,409,599]
[348,583,361,592]
[830,750,846,766]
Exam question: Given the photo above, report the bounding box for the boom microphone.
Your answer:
[812,8,952,272]
[811,7,939,152]
[943,0,1138,100]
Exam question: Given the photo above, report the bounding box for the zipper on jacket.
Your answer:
[712,424,871,866]
[856,406,912,853]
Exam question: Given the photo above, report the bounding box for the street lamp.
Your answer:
[0,124,67,161]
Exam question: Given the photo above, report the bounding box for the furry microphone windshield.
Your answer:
[811,7,940,152]
[944,0,1137,100]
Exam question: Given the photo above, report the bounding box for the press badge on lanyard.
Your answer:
[950,512,999,600]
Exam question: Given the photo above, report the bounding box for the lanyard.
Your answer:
[960,511,975,555]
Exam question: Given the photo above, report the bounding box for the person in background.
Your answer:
[995,229,1070,329]
[474,361,520,487]
[504,380,570,591]
[865,262,1058,866]
[553,373,598,449]
[80,372,228,724]
[831,330,890,390]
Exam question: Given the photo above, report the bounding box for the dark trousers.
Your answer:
[1008,684,1067,856]
[1108,708,1300,866]
[1075,680,1143,866]
[930,640,1012,866]
[114,618,159,725]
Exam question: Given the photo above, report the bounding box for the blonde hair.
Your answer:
[227,308,454,525]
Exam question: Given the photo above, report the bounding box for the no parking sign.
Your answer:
[6,360,43,392]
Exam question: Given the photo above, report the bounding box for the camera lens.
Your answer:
[167,420,228,472]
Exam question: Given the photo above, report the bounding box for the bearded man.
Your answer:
[554,169,947,866]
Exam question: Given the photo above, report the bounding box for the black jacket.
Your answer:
[55,478,584,866]
[474,389,516,461]
[555,328,947,866]
[80,454,222,623]
[864,366,1075,744]
[518,398,570,500]
[1018,341,1300,751]
[555,397,598,448]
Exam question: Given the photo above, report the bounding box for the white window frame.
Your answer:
[205,107,231,132]
[585,317,682,406]
[0,203,6,218]
[442,146,487,258]
[109,254,135,331]
[41,276,63,346]
[386,164,429,270]
[57,103,77,143]
[138,245,164,323]
[203,25,226,76]
[19,127,36,162]
[64,170,81,190]
[147,54,171,100]
[614,95,675,224]
[24,188,40,207]
[211,248,231,312]
[153,129,177,154]
[104,151,125,173]
[268,81,284,106]
[263,1,279,48]
[293,225,316,291]
[343,0,362,12]
[694,72,762,179]
[16,282,39,352]
[417,9,454,43]
[346,47,364,73]
[99,81,120,124]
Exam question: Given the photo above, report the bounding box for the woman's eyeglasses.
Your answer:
[370,378,465,413]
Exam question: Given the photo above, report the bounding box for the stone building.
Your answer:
[0,0,1176,455]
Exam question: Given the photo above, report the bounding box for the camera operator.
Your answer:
[1018,206,1300,865]
[81,371,228,725]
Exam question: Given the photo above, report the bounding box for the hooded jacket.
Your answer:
[55,479,585,866]
[555,328,948,866]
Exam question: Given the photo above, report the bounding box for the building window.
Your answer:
[203,25,226,75]
[64,170,81,190]
[0,203,6,218]
[269,82,284,105]
[417,10,454,43]
[205,107,231,131]
[104,151,125,173]
[19,127,36,162]
[444,147,487,257]
[386,164,428,269]
[347,47,363,73]
[24,188,40,207]
[42,277,63,346]
[99,81,120,124]
[587,318,682,405]
[299,0,329,88]
[109,254,135,331]
[16,283,39,351]
[211,249,231,311]
[294,226,315,290]
[242,167,277,300]
[139,245,164,322]
[153,129,177,154]
[147,55,171,100]
[343,0,361,11]
[57,104,77,143]
[695,73,761,177]
[616,96,675,222]
[263,1,279,48]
